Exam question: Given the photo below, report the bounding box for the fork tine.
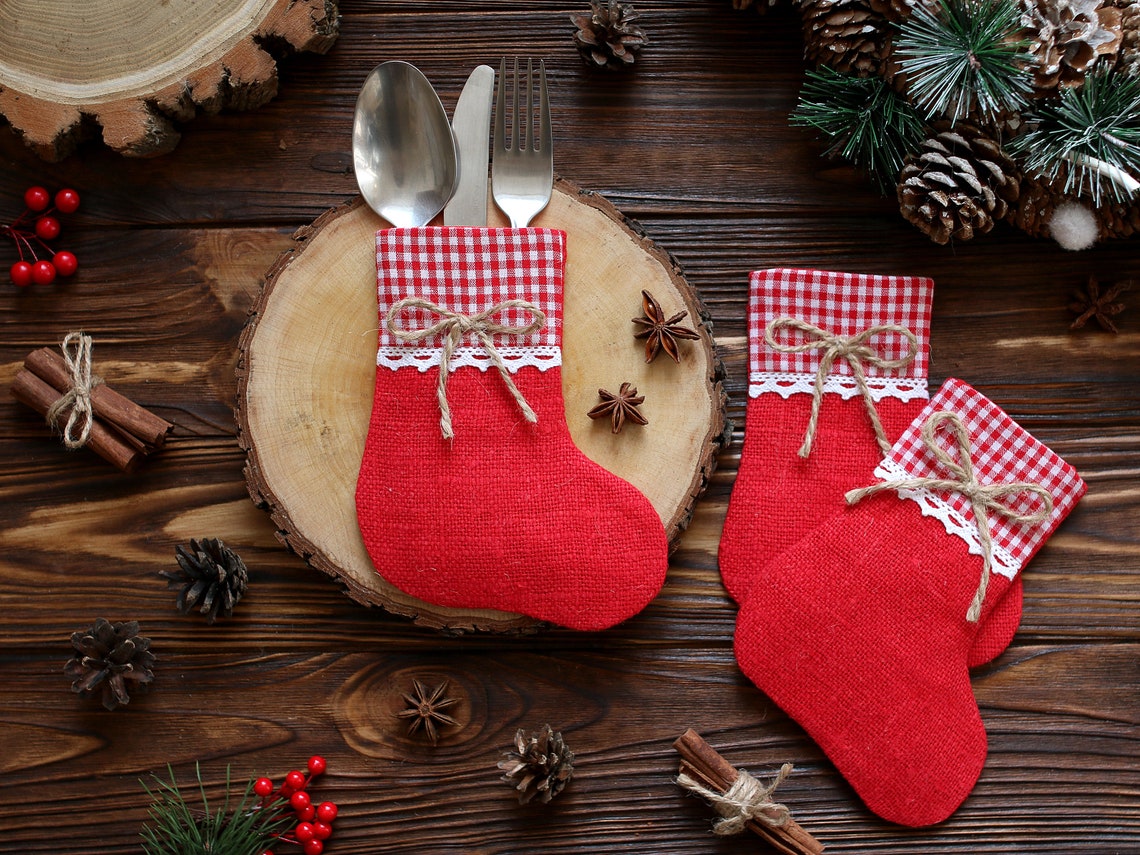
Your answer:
[538,60,550,156]
[510,57,520,152]
[494,57,506,155]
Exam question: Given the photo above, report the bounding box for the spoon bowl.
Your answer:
[353,61,458,228]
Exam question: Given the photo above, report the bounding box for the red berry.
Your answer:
[24,186,50,211]
[54,188,80,214]
[32,260,56,285]
[302,841,323,855]
[10,261,34,287]
[313,821,333,841]
[285,770,306,790]
[307,755,326,776]
[258,851,275,855]
[297,803,315,821]
[290,790,311,811]
[52,251,78,277]
[315,802,338,823]
[253,777,274,798]
[35,216,61,240]
[294,822,316,842]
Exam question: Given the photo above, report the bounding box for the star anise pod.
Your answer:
[588,382,648,434]
[397,678,460,744]
[1069,275,1128,333]
[631,289,700,363]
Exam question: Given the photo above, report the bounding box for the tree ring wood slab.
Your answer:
[236,178,730,633]
[0,0,338,161]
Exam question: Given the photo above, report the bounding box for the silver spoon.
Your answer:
[352,61,458,227]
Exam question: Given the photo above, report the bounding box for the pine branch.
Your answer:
[895,0,1032,124]
[140,764,293,855]
[790,66,926,192]
[1008,69,1140,205]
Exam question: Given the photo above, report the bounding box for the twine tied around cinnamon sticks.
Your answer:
[385,296,547,440]
[765,317,918,458]
[44,332,102,449]
[846,410,1054,623]
[677,763,794,835]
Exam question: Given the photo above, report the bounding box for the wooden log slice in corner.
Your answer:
[236,178,730,632]
[0,0,338,160]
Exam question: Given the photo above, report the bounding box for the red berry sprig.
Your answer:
[4,186,81,287]
[255,756,339,855]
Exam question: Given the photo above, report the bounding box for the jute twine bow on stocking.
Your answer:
[846,410,1055,623]
[677,763,794,835]
[765,317,919,458]
[385,296,547,440]
[44,332,103,449]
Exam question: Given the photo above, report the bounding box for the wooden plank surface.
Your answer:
[1,1,1137,852]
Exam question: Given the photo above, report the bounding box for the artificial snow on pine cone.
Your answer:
[1019,0,1123,92]
[64,618,156,710]
[1117,0,1140,73]
[898,122,1021,243]
[571,1,648,69]
[799,0,898,77]
[161,537,249,624]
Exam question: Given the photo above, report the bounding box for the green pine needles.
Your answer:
[140,764,293,855]
[791,67,926,193]
[1009,69,1140,205]
[895,0,1032,124]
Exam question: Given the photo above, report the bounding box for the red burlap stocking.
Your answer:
[355,227,668,631]
[734,378,1086,826]
[717,268,1020,666]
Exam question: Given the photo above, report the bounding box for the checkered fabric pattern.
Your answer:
[750,268,933,381]
[878,378,1086,571]
[377,227,565,351]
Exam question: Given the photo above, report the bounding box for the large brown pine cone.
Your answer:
[1020,0,1123,92]
[898,122,1021,244]
[799,0,896,77]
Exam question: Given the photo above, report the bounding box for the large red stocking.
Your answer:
[355,227,668,631]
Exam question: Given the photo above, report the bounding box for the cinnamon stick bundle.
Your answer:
[673,729,824,855]
[11,338,174,472]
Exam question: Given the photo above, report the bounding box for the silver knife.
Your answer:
[444,65,495,226]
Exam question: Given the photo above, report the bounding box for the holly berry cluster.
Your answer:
[255,755,340,855]
[4,185,81,287]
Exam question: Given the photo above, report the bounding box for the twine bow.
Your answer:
[385,296,547,440]
[44,332,103,449]
[845,410,1055,623]
[677,764,794,836]
[765,317,919,458]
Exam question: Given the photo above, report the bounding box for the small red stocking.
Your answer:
[734,378,1085,826]
[717,268,1021,666]
[355,227,668,631]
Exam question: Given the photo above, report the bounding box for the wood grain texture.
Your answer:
[0,1,1137,852]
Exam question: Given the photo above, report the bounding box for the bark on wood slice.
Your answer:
[236,177,730,633]
[0,0,338,161]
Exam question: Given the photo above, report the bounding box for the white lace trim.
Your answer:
[873,458,1022,581]
[377,345,562,373]
[749,371,928,401]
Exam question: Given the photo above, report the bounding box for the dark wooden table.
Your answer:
[2,2,1138,853]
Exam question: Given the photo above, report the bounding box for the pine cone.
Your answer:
[798,0,896,78]
[1094,194,1140,238]
[898,122,1021,244]
[571,1,648,69]
[64,618,155,710]
[162,537,249,624]
[498,724,575,804]
[1008,173,1061,238]
[1114,0,1140,74]
[1020,0,1123,92]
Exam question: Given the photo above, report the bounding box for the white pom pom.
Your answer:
[1049,201,1099,251]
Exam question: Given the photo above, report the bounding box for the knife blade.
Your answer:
[444,65,495,226]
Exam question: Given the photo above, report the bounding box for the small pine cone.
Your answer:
[571,1,648,70]
[498,724,575,804]
[1008,173,1062,238]
[64,618,155,711]
[1019,0,1123,92]
[898,122,1021,244]
[161,538,249,624]
[798,0,896,78]
[1094,194,1140,239]
[1114,0,1140,74]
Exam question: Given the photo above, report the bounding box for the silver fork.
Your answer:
[492,58,553,228]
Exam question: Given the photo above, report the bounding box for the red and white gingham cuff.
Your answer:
[376,227,565,373]
[749,268,933,402]
[872,378,1086,579]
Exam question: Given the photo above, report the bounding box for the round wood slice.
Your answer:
[236,178,730,632]
[0,0,338,161]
